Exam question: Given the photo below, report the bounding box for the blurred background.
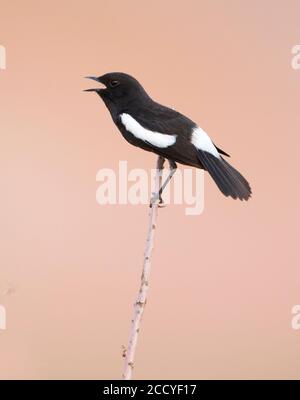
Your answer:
[0,0,300,379]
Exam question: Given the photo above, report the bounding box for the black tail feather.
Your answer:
[196,150,252,201]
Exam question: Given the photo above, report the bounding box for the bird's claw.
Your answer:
[158,200,166,208]
[149,192,158,207]
[149,192,165,208]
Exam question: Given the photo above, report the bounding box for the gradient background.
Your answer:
[1,0,300,379]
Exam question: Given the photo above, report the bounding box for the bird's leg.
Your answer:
[158,160,177,205]
[150,156,165,207]
[150,159,177,207]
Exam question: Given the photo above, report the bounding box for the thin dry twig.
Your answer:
[122,156,165,380]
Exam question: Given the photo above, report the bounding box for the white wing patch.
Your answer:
[120,113,177,148]
[191,127,221,158]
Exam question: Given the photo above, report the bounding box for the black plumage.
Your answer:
[85,72,251,201]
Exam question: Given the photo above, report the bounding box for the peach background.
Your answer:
[0,0,300,379]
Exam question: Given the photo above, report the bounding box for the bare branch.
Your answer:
[122,156,165,380]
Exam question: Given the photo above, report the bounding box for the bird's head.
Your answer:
[84,72,149,108]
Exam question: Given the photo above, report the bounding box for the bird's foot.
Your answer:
[158,200,166,208]
[149,192,165,208]
[149,192,159,207]
[158,195,167,208]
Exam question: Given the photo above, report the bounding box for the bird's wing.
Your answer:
[131,104,230,157]
[121,103,199,141]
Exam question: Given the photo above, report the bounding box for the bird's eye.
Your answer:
[109,80,120,88]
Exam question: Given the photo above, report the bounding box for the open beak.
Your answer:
[84,76,106,92]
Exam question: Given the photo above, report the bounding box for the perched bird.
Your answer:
[85,72,251,201]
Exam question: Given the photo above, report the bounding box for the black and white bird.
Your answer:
[85,72,251,201]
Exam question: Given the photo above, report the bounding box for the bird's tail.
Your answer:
[196,150,252,200]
